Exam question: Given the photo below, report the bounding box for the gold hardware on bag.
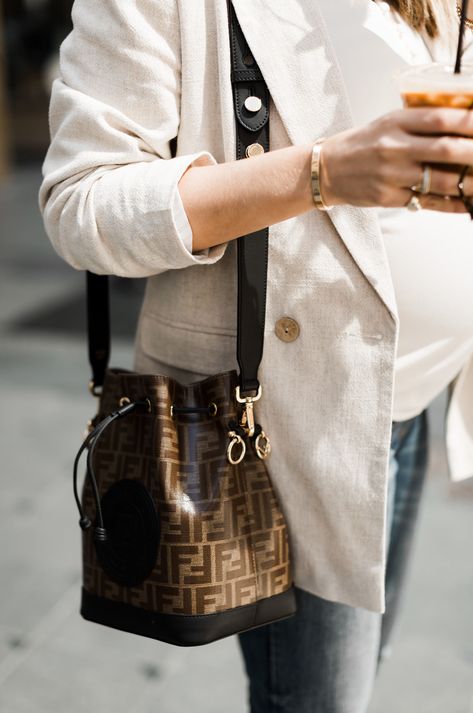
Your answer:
[122,396,152,413]
[88,380,102,398]
[254,430,271,460]
[240,401,255,436]
[235,385,262,438]
[209,402,218,416]
[227,431,246,465]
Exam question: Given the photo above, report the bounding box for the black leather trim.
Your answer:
[81,587,297,647]
[233,84,269,133]
[94,479,160,587]
[229,4,269,134]
[231,68,263,82]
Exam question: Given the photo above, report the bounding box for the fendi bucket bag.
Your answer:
[72,1,296,647]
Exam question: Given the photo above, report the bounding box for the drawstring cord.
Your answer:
[170,403,217,417]
[73,399,149,542]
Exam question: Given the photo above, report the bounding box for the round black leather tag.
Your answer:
[94,479,160,587]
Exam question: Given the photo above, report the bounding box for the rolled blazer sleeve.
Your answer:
[38,0,224,276]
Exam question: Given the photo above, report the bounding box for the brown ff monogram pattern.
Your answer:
[81,368,293,616]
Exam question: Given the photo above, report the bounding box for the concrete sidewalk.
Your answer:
[0,167,472,713]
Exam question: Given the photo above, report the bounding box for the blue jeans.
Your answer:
[237,409,430,713]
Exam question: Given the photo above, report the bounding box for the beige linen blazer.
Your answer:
[38,0,473,614]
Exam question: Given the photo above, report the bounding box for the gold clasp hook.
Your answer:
[235,385,262,438]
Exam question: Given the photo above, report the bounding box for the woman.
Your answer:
[39,0,473,710]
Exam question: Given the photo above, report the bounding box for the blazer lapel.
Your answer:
[231,0,398,324]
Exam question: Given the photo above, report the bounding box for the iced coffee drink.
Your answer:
[395,63,473,109]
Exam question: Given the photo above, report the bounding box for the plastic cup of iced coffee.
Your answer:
[395,63,473,108]
[395,63,473,216]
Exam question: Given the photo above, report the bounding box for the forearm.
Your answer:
[178,143,315,253]
[178,101,473,255]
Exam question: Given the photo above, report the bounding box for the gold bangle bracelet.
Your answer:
[311,138,333,212]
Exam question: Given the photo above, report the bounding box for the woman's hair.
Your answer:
[382,0,456,38]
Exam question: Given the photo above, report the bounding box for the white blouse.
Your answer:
[316,0,473,421]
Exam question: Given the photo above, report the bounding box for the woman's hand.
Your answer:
[319,107,473,213]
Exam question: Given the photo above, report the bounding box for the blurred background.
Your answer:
[0,1,472,712]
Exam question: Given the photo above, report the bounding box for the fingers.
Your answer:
[383,107,473,167]
[425,164,473,198]
[396,188,468,213]
[394,107,473,137]
[406,133,473,166]
[415,193,467,213]
[373,126,473,171]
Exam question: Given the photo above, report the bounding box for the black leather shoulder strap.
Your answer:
[227,1,269,396]
[86,271,110,394]
[87,2,269,397]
